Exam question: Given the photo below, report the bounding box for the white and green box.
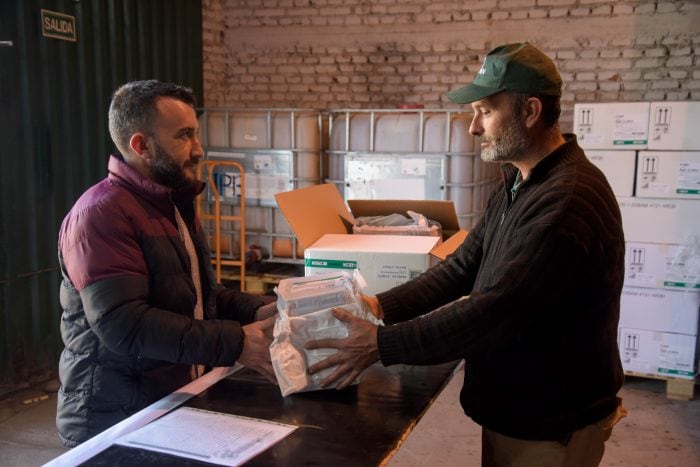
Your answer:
[574,102,649,150]
[625,242,700,290]
[617,197,700,244]
[304,234,439,295]
[620,287,700,334]
[635,151,700,199]
[585,150,636,197]
[619,327,698,379]
[648,101,700,151]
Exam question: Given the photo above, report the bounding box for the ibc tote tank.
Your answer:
[200,109,322,261]
[328,109,495,230]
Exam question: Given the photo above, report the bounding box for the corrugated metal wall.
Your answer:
[0,0,203,392]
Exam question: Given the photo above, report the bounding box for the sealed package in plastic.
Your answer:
[270,270,382,396]
[274,271,361,317]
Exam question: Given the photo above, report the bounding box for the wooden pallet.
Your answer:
[624,370,697,400]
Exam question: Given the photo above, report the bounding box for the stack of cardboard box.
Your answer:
[575,102,700,382]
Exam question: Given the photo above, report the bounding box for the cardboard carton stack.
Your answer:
[576,102,700,381]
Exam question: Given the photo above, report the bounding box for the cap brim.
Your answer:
[446,83,503,104]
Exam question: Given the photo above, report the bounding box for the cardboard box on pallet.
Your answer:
[619,286,700,335]
[585,150,637,197]
[617,197,700,244]
[275,183,468,295]
[618,326,698,380]
[635,151,700,199]
[648,101,700,151]
[625,242,700,291]
[574,102,650,150]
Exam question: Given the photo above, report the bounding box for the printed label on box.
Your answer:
[677,162,700,195]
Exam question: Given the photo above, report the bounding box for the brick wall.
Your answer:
[202,0,700,130]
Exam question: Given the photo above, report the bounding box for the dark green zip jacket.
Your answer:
[376,135,625,441]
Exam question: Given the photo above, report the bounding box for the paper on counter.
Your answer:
[115,406,297,466]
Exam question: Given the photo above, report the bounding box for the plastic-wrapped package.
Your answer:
[274,271,360,317]
[352,210,441,237]
[270,270,382,396]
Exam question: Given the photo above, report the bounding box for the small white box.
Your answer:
[619,327,698,379]
[585,150,636,197]
[625,242,700,290]
[574,102,649,149]
[635,151,700,199]
[648,101,700,150]
[619,286,700,334]
[304,234,439,295]
[617,197,700,244]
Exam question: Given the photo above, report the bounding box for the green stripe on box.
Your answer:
[657,368,694,377]
[305,258,358,269]
[663,281,700,288]
[676,188,700,194]
[613,140,647,145]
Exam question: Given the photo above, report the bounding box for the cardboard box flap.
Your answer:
[347,199,461,235]
[275,183,354,249]
[431,229,468,260]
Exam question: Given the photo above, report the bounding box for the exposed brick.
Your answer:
[635,57,665,68]
[613,4,634,15]
[651,80,680,90]
[203,0,698,115]
[656,2,678,14]
[528,8,548,18]
[548,7,568,17]
[634,3,656,14]
[667,56,694,67]
[577,72,596,81]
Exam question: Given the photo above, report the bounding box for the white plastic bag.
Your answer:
[270,270,381,396]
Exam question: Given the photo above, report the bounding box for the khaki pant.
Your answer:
[481,401,627,467]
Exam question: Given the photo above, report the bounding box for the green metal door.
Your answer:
[0,0,203,393]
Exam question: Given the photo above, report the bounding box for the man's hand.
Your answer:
[239,316,277,384]
[305,307,380,390]
[255,301,278,321]
[360,294,383,320]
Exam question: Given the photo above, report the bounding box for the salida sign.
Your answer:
[41,9,76,42]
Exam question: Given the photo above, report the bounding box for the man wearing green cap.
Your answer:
[307,42,627,465]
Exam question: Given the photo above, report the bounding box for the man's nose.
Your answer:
[469,114,482,136]
[192,136,204,158]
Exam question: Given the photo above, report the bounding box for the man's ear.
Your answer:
[523,97,543,129]
[129,133,151,160]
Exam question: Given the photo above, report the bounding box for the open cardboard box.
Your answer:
[275,183,468,261]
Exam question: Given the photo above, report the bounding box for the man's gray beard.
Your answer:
[479,118,530,163]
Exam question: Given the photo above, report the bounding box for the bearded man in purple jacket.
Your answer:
[57,80,276,447]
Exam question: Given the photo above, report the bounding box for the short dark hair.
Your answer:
[108,80,197,155]
[511,92,561,128]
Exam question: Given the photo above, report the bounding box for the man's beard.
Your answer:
[479,118,530,163]
[149,143,197,189]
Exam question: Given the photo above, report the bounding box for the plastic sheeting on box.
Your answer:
[352,210,441,237]
[270,270,382,396]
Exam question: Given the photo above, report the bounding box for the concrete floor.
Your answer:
[1,369,698,466]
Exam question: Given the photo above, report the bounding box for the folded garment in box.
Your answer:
[270,270,381,396]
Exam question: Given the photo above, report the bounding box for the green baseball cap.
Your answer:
[446,43,562,104]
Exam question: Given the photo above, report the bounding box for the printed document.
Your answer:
[116,406,297,466]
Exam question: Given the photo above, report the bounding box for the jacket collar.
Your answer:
[107,154,205,218]
[500,133,580,189]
